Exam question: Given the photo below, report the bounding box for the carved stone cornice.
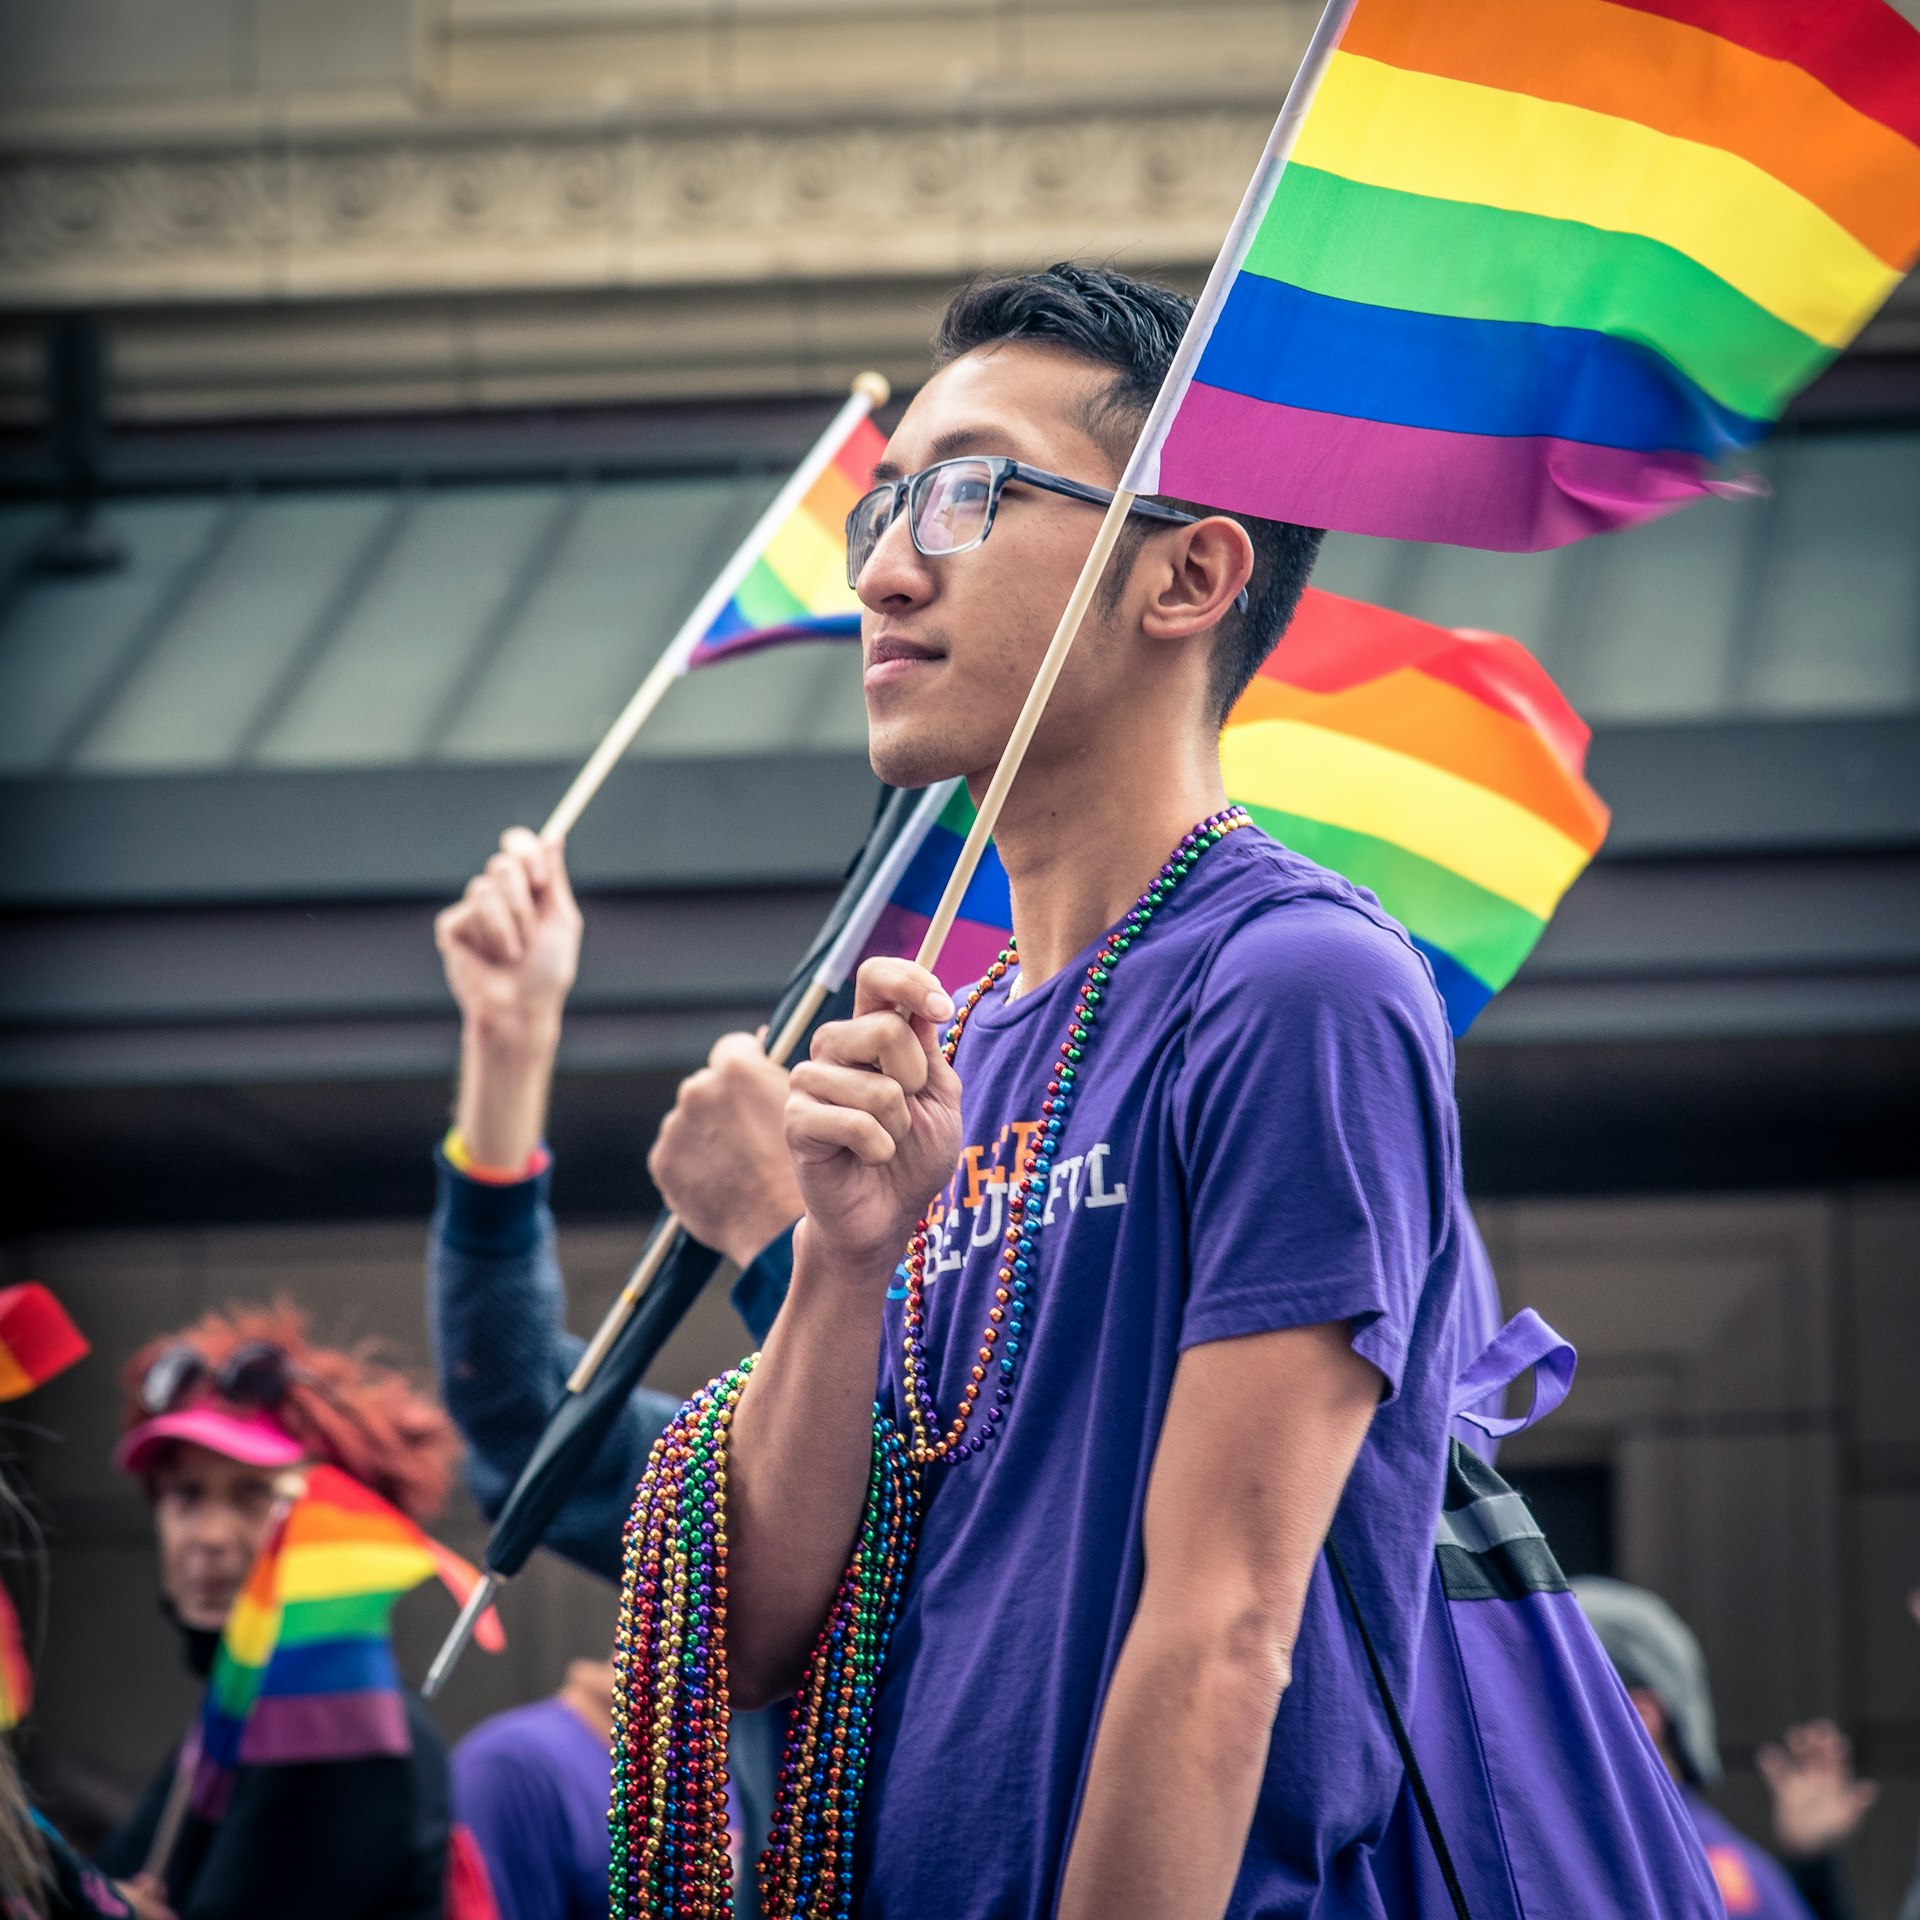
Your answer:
[0,95,1275,309]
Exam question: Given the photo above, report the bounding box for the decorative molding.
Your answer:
[0,99,1270,308]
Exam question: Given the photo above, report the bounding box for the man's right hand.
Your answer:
[785,956,961,1278]
[435,829,582,1169]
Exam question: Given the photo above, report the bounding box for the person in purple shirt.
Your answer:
[716,263,1487,1918]
[451,1660,616,1920]
[1575,1578,1876,1920]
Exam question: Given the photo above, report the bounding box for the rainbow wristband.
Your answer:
[442,1127,551,1186]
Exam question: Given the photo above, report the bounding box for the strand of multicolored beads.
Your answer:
[608,1355,918,1920]
[756,1418,917,1917]
[898,805,1252,1467]
[609,1363,748,1918]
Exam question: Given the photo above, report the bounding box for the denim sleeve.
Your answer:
[425,1153,680,1586]
[729,1225,796,1346]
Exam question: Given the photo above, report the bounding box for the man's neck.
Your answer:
[987,731,1227,993]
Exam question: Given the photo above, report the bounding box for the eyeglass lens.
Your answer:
[847,459,1000,588]
[139,1345,208,1415]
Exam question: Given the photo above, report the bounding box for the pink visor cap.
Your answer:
[116,1404,307,1476]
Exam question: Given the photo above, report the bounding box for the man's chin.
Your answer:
[866,716,980,793]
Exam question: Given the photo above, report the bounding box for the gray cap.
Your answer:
[1570,1576,1721,1785]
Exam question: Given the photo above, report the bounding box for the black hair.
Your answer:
[933,262,1324,722]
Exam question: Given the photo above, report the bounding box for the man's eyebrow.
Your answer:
[871,425,1028,485]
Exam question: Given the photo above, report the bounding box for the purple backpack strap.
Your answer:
[1452,1308,1576,1438]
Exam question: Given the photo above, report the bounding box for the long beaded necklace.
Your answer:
[899,804,1251,1467]
[607,805,1251,1919]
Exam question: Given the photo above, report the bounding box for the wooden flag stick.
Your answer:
[910,489,1136,976]
[540,370,891,843]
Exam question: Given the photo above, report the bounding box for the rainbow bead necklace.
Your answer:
[608,806,1250,1917]
[899,805,1252,1467]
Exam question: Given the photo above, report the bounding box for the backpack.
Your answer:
[1341,1310,1724,1920]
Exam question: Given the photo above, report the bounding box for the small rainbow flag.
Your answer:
[878,590,1606,1034]
[193,1464,499,1817]
[0,1282,89,1401]
[685,414,886,668]
[1126,0,1920,550]
[1225,589,1609,1032]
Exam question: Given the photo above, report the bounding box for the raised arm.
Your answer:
[724,956,961,1708]
[429,828,681,1579]
[1058,1323,1382,1920]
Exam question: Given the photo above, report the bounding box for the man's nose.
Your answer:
[857,507,934,611]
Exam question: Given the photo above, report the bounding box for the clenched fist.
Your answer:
[435,828,582,1048]
[785,956,963,1277]
[437,828,582,1170]
[649,1032,804,1268]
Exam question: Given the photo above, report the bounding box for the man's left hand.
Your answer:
[649,1032,804,1269]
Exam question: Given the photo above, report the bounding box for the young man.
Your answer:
[721,263,1478,1917]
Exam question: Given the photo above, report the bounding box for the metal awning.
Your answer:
[1,431,1917,799]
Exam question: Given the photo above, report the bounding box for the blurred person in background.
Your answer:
[428,828,802,1911]
[1574,1577,1876,1920]
[449,1658,615,1920]
[95,1305,458,1920]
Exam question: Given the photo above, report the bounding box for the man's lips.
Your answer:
[864,633,945,686]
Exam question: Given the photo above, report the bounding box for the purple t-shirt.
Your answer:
[452,1697,609,1920]
[857,827,1471,1918]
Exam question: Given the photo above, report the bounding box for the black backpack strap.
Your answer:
[1325,1536,1474,1920]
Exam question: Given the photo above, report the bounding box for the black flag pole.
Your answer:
[423,778,960,1697]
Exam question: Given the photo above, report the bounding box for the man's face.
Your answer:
[856,342,1147,790]
[151,1441,279,1630]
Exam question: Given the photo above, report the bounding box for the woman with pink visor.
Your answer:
[94,1304,459,1920]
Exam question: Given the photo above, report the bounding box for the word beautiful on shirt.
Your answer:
[893,1122,1129,1297]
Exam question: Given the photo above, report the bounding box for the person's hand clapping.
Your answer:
[1758,1718,1878,1859]
[785,957,962,1279]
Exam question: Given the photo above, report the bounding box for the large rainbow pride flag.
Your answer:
[875,589,1607,1033]
[684,414,886,667]
[193,1464,498,1816]
[1126,0,1920,550]
[1226,588,1608,1031]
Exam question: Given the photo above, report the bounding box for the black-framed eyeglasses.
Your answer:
[139,1339,295,1417]
[845,455,1249,612]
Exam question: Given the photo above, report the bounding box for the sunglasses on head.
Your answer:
[138,1339,297,1417]
[845,455,1250,613]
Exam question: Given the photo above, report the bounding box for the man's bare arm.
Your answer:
[725,956,961,1708]
[1056,1322,1382,1920]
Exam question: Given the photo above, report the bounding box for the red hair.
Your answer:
[121,1299,458,1524]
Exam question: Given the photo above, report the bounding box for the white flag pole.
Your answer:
[540,371,891,842]
[910,0,1355,976]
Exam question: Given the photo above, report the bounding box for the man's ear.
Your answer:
[1138,515,1255,643]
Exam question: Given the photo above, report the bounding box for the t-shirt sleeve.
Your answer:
[1172,898,1455,1396]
